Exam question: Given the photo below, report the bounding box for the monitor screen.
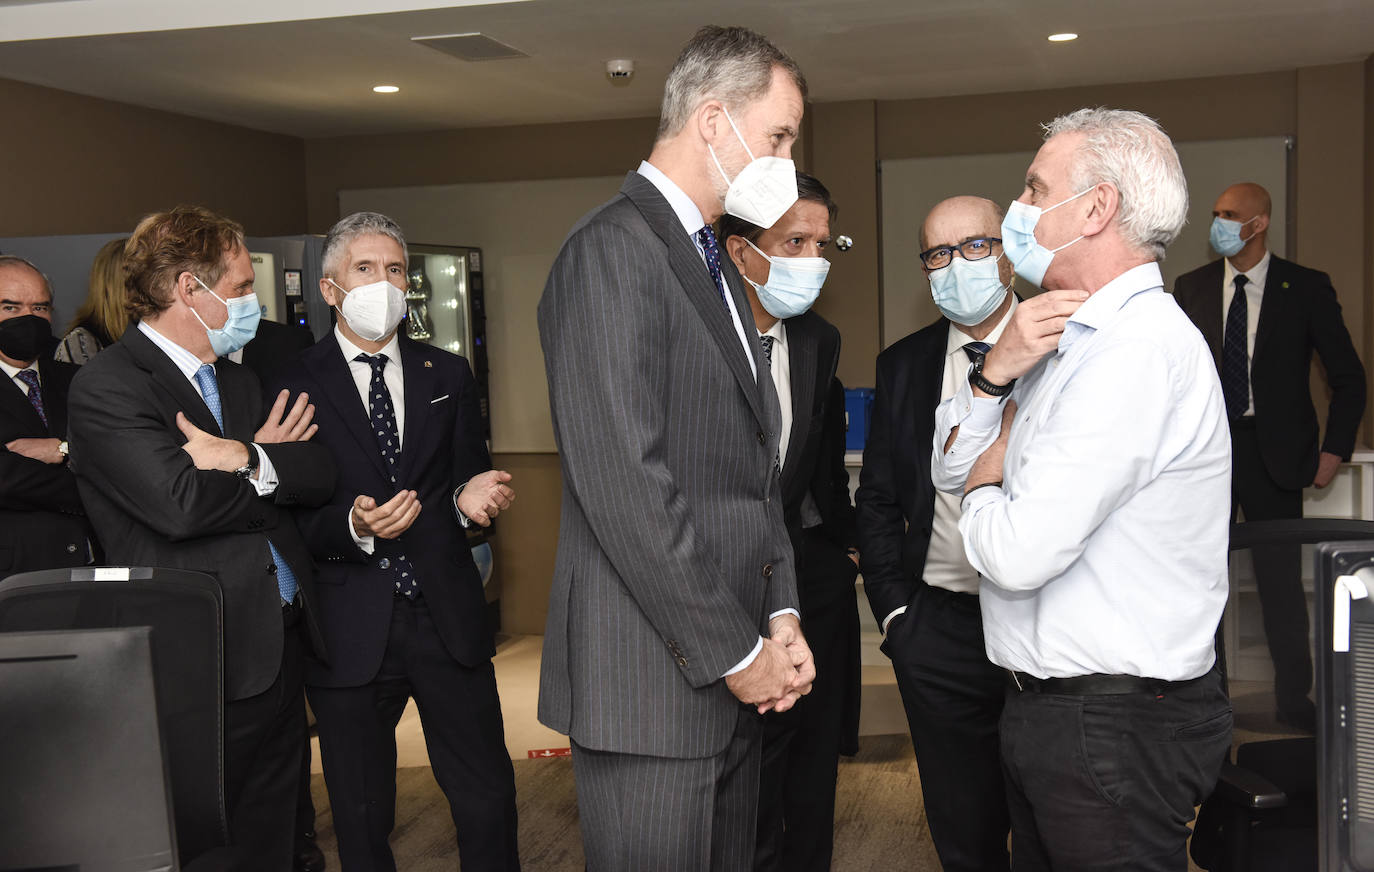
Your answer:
[0,627,177,872]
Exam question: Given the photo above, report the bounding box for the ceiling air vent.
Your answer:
[411,32,529,62]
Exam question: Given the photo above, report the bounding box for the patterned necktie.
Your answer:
[757,334,782,477]
[15,369,47,428]
[696,226,728,307]
[355,353,419,599]
[193,364,299,603]
[1221,274,1249,420]
[962,341,992,363]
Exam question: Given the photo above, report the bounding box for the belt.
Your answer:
[1007,670,1204,696]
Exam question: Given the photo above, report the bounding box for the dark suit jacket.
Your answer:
[0,356,92,573]
[855,316,948,625]
[1173,255,1367,490]
[538,171,797,759]
[67,323,333,701]
[778,312,856,584]
[240,318,314,388]
[271,332,494,688]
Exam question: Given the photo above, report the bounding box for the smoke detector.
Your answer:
[605,59,635,85]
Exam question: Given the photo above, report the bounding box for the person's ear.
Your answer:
[173,271,199,308]
[1081,183,1119,238]
[319,277,342,307]
[724,234,750,273]
[695,99,726,148]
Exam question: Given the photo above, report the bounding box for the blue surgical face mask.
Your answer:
[929,253,1010,327]
[742,238,830,319]
[1209,215,1259,258]
[189,275,261,356]
[1000,186,1095,288]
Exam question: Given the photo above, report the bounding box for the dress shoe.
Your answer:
[294,832,326,872]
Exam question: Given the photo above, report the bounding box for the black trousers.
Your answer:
[1000,668,1232,872]
[887,582,1009,872]
[1231,420,1310,711]
[755,529,861,872]
[307,594,519,872]
[573,706,763,872]
[188,604,307,872]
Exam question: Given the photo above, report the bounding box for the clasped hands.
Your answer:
[176,389,316,474]
[725,613,815,715]
[351,469,514,539]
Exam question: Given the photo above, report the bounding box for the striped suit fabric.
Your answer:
[538,170,797,869]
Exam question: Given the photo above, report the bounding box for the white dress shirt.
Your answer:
[931,263,1231,680]
[137,321,278,496]
[635,160,796,676]
[1221,250,1270,417]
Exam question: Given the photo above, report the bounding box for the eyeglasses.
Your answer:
[918,237,1001,270]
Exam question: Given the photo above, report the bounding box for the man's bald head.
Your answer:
[920,196,1004,251]
[1218,183,1272,218]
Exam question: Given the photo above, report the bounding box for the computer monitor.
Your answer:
[0,627,177,872]
[1317,540,1374,872]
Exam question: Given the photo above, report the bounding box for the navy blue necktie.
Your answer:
[193,364,298,603]
[1221,275,1249,420]
[355,353,419,599]
[15,369,47,428]
[962,341,992,363]
[696,226,728,307]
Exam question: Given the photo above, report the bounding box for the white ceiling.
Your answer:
[0,0,1370,139]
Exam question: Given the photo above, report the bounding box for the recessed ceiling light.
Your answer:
[1047,33,1078,42]
[373,85,400,94]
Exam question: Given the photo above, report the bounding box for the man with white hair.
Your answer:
[931,108,1234,868]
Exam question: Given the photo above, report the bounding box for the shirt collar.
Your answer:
[1223,249,1270,288]
[138,320,207,383]
[637,160,708,237]
[1057,261,1163,352]
[759,319,786,343]
[946,294,1018,357]
[0,358,35,383]
[335,325,402,367]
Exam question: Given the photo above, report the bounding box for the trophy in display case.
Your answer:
[405,259,434,340]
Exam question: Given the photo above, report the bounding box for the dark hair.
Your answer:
[124,206,244,320]
[656,25,807,140]
[717,171,837,244]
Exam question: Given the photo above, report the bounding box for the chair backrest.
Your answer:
[0,566,228,864]
[0,627,178,872]
[1315,538,1374,871]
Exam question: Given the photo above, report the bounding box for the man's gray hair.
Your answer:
[321,212,408,277]
[1042,108,1188,261]
[0,254,53,298]
[656,25,806,140]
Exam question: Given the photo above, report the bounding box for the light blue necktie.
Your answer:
[194,364,299,604]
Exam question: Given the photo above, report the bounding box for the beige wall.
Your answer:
[0,77,306,237]
[488,452,562,635]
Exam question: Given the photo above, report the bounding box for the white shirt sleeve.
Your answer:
[930,377,1010,493]
[248,444,278,497]
[349,508,375,555]
[958,338,1174,592]
[720,608,802,677]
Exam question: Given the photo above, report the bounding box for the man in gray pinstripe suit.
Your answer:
[537,25,814,872]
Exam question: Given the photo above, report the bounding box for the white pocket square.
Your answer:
[430,394,450,404]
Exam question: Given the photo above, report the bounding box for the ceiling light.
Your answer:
[1047,33,1078,42]
[373,85,400,94]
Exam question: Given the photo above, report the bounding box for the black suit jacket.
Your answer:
[1173,255,1367,490]
[0,356,92,573]
[855,316,948,625]
[67,324,334,700]
[271,332,494,688]
[778,312,856,580]
[240,318,314,388]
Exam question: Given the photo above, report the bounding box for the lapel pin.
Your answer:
[1282,281,1289,289]
[424,360,433,368]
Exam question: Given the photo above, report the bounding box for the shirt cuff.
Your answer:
[347,506,375,555]
[452,484,472,528]
[722,637,765,677]
[248,444,278,497]
[881,606,906,636]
